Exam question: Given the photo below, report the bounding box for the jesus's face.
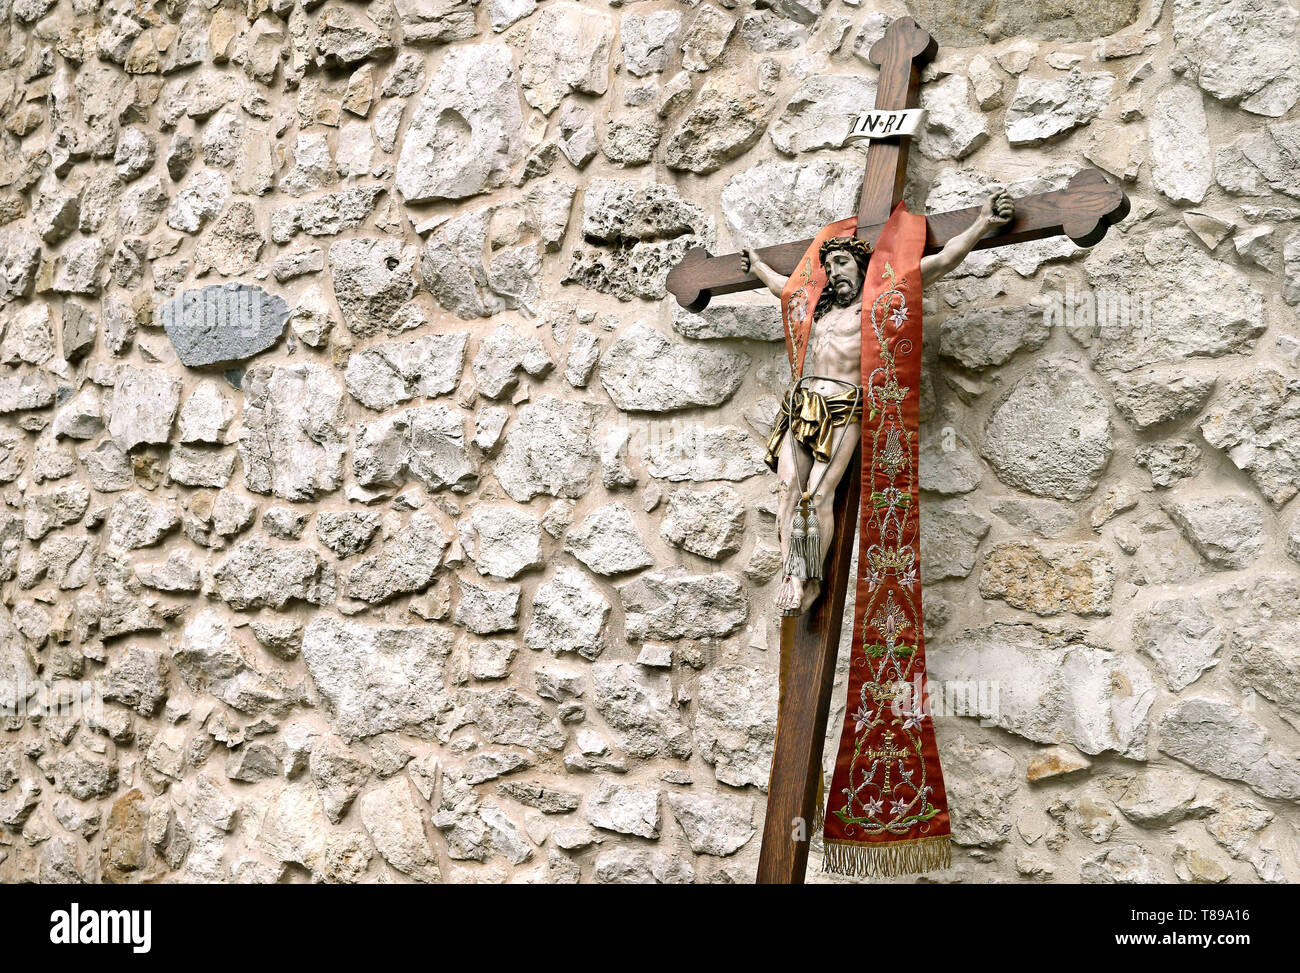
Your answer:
[823,249,863,306]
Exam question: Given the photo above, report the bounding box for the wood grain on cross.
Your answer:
[665,17,1130,885]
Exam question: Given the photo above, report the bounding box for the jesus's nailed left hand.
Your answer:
[980,189,1015,230]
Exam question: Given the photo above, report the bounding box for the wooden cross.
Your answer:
[665,17,1130,884]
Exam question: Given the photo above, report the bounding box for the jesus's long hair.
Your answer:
[813,237,874,322]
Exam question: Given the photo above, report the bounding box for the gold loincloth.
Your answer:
[764,382,863,471]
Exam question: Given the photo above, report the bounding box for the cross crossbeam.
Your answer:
[665,168,1128,312]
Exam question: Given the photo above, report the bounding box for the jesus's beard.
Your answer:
[830,277,859,306]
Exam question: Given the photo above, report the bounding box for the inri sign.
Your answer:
[846,108,926,142]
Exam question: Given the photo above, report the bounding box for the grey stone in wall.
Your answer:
[770,74,876,156]
[660,485,746,560]
[344,513,450,604]
[1005,71,1115,146]
[672,300,783,342]
[1200,368,1300,507]
[619,570,748,641]
[520,4,613,115]
[458,505,543,580]
[211,537,335,610]
[918,75,988,162]
[1158,698,1300,802]
[938,304,1048,370]
[695,664,776,788]
[454,577,523,635]
[681,4,735,72]
[1149,85,1213,205]
[564,503,654,576]
[1084,230,1267,373]
[664,71,774,174]
[394,0,479,45]
[1166,496,1265,569]
[591,661,690,759]
[359,777,442,882]
[344,332,469,411]
[329,238,418,338]
[1133,596,1224,692]
[644,425,768,482]
[565,178,715,301]
[721,158,859,249]
[158,284,289,367]
[667,791,755,856]
[921,499,989,581]
[586,781,661,838]
[621,10,682,77]
[1106,369,1216,432]
[942,736,1017,848]
[1171,0,1300,118]
[466,688,566,750]
[270,186,386,243]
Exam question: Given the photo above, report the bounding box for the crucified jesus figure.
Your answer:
[743,189,1015,616]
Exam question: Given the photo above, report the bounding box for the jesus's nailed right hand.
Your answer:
[981,189,1015,228]
[740,249,754,276]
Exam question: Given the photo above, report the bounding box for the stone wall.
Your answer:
[1,0,1298,884]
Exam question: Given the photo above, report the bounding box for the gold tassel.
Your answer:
[803,498,822,581]
[785,500,808,581]
[822,835,951,879]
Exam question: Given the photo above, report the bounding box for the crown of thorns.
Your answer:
[818,235,874,267]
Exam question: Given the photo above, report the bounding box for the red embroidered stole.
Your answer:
[779,202,951,878]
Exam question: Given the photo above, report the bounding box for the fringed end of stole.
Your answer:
[822,835,951,879]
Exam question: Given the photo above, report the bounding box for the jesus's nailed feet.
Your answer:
[776,575,823,617]
[776,574,803,616]
[769,574,821,619]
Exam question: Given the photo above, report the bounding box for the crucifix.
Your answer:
[665,17,1129,884]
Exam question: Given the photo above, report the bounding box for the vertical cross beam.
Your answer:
[855,19,938,232]
[755,443,861,884]
[756,16,936,885]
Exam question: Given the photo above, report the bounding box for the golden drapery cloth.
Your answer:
[763,383,864,471]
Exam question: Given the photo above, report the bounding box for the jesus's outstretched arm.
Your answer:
[919,189,1014,286]
[741,249,789,298]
